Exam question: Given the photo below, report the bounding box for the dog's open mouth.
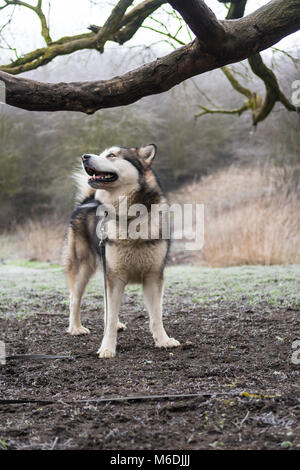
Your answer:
[85,166,118,184]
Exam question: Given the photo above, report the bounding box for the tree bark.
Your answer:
[169,0,226,51]
[0,0,299,113]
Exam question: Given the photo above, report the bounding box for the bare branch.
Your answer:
[221,0,248,20]
[271,46,300,68]
[0,2,10,11]
[94,0,134,38]
[108,0,167,44]
[221,66,252,100]
[225,0,297,125]
[195,101,251,118]
[4,0,52,44]
[0,0,166,73]
[194,0,298,125]
[84,0,135,52]
[169,0,226,51]
[141,24,185,45]
[196,65,264,123]
[248,53,296,125]
[35,0,52,45]
[226,0,300,52]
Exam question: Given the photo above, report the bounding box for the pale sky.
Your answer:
[0,0,299,66]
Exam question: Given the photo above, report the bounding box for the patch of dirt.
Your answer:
[0,300,299,450]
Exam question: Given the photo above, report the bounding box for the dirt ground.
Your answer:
[0,263,300,450]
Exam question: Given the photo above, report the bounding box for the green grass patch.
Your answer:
[0,262,299,318]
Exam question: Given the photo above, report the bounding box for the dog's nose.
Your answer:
[82,154,91,162]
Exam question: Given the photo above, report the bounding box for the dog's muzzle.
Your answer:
[82,155,118,184]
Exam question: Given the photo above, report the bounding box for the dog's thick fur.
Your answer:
[65,145,180,358]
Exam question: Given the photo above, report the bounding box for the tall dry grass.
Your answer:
[170,165,300,266]
[0,217,66,264]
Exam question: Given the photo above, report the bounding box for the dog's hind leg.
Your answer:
[143,274,180,349]
[117,321,127,331]
[97,276,126,358]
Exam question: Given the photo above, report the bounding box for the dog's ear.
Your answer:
[138,144,157,167]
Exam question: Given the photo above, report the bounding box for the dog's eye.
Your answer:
[107,153,115,159]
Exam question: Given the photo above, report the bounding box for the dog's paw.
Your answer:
[156,337,180,348]
[97,347,116,359]
[117,321,127,331]
[67,325,90,336]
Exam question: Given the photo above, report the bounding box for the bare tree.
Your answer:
[195,0,298,126]
[0,0,299,115]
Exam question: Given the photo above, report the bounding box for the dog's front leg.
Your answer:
[143,275,180,349]
[97,277,125,358]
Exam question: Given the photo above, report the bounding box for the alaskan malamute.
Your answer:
[65,145,180,358]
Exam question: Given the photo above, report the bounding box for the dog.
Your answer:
[64,144,180,358]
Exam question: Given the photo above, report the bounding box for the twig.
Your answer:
[50,436,58,450]
[0,390,282,406]
[240,410,250,426]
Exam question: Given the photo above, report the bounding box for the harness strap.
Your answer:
[99,240,108,334]
[98,213,108,334]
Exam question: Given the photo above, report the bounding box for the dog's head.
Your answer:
[82,145,157,190]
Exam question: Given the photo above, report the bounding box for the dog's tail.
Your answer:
[73,170,96,204]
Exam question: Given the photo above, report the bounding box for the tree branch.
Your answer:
[221,66,252,100]
[169,0,226,51]
[0,0,299,113]
[4,0,52,45]
[195,101,251,118]
[196,65,264,122]
[225,0,300,53]
[248,53,296,125]
[90,0,167,45]
[221,0,248,20]
[224,0,297,125]
[93,0,134,44]
[0,0,166,74]
[195,0,298,126]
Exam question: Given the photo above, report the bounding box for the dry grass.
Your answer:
[170,165,300,266]
[0,165,299,267]
[0,217,66,264]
